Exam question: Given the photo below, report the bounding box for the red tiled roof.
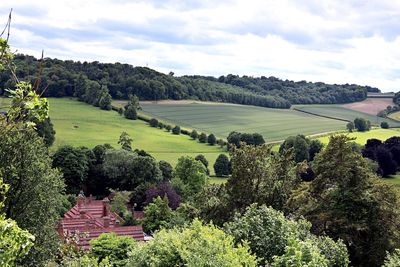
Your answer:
[58,196,145,249]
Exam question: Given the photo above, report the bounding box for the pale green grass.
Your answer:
[317,128,400,145]
[209,177,228,184]
[389,111,400,121]
[140,103,347,142]
[384,174,400,187]
[47,98,226,173]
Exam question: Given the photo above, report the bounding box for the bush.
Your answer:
[346,122,355,132]
[190,130,198,140]
[165,125,172,132]
[199,133,207,143]
[172,126,181,135]
[208,134,217,145]
[354,118,370,132]
[381,121,389,129]
[214,154,230,177]
[149,118,159,127]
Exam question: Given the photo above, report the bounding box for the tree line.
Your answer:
[0,54,380,109]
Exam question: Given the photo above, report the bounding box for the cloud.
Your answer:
[0,0,400,91]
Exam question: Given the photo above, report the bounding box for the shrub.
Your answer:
[381,121,389,129]
[208,134,217,145]
[214,154,230,177]
[199,133,207,143]
[190,130,199,140]
[165,125,172,132]
[149,118,159,127]
[172,126,181,135]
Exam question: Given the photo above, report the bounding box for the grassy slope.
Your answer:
[294,104,400,127]
[140,103,346,142]
[48,98,225,172]
[389,111,400,121]
[317,128,400,145]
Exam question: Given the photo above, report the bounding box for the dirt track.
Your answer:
[343,98,393,115]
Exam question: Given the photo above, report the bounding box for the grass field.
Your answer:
[293,104,400,127]
[140,103,347,142]
[389,111,400,121]
[318,128,400,145]
[46,98,225,172]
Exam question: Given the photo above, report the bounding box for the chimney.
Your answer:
[102,197,110,217]
[103,216,110,228]
[77,194,85,208]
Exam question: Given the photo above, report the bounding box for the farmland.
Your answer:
[47,98,225,171]
[318,128,400,145]
[343,97,393,115]
[140,102,347,142]
[293,104,400,127]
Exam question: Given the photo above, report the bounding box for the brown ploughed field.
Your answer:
[343,98,393,115]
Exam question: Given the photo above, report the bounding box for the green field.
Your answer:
[46,98,225,171]
[389,111,400,121]
[294,104,400,127]
[318,128,400,145]
[140,103,347,142]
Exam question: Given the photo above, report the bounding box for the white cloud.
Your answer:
[1,0,400,91]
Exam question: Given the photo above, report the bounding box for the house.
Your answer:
[58,194,145,250]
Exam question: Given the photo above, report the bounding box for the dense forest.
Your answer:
[0,54,379,109]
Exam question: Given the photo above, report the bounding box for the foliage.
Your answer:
[124,95,140,120]
[207,133,216,145]
[52,145,90,194]
[190,129,198,139]
[213,154,231,177]
[195,154,209,174]
[171,125,180,135]
[103,149,162,190]
[158,160,173,180]
[383,249,400,267]
[227,131,265,147]
[172,156,208,198]
[118,131,132,151]
[381,121,389,129]
[110,190,134,225]
[90,233,136,267]
[0,121,65,265]
[149,118,158,127]
[287,135,400,266]
[354,117,371,132]
[0,177,35,267]
[279,135,323,163]
[225,204,310,264]
[144,182,181,209]
[49,254,111,267]
[35,117,56,146]
[226,143,298,212]
[142,196,173,233]
[346,121,355,132]
[198,132,207,143]
[127,219,257,267]
[271,238,328,267]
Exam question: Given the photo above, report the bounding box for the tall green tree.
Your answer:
[142,196,173,233]
[124,94,140,120]
[213,154,230,177]
[226,143,298,212]
[172,156,208,199]
[287,135,400,267]
[0,122,65,265]
[118,131,133,151]
[34,117,56,146]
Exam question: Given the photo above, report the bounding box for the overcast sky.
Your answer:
[1,0,400,92]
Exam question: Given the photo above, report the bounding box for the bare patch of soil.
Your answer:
[343,98,394,115]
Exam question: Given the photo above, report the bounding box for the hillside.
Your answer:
[140,101,346,142]
[0,54,380,109]
[48,98,225,170]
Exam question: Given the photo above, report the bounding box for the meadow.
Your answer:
[140,102,347,142]
[294,104,400,127]
[317,128,400,145]
[47,98,225,172]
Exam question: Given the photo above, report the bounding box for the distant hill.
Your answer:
[0,54,381,109]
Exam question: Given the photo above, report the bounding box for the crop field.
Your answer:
[293,104,400,127]
[46,98,225,172]
[389,111,400,121]
[140,103,347,142]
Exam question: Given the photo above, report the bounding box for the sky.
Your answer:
[1,0,400,92]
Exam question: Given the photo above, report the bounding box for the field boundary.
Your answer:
[292,107,351,123]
